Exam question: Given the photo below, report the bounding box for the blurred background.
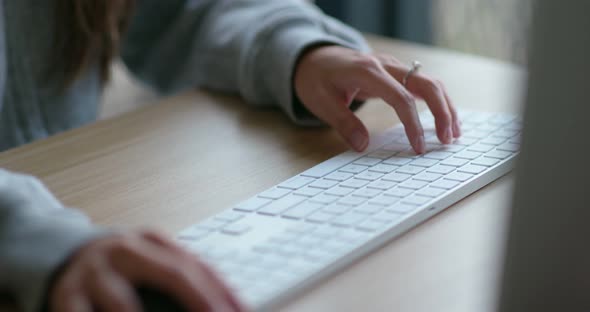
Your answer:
[315,0,532,64]
[103,0,532,118]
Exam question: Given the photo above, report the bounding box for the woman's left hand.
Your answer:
[294,45,461,154]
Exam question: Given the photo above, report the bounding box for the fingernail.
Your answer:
[415,136,426,154]
[351,130,368,151]
[444,127,453,144]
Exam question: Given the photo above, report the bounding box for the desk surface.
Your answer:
[0,36,525,312]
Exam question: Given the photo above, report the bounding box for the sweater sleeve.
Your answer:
[121,0,370,126]
[0,169,103,312]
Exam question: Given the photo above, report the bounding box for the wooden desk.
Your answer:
[0,36,525,312]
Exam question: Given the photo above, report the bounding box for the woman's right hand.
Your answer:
[50,231,244,312]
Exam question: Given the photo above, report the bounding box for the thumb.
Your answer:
[322,96,370,152]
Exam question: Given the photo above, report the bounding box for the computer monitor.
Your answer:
[497,1,590,311]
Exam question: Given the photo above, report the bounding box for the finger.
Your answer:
[409,76,454,144]
[440,83,462,138]
[141,231,246,311]
[193,257,247,312]
[85,268,140,312]
[352,63,425,153]
[302,88,369,151]
[111,240,235,312]
[53,288,92,312]
[380,61,454,144]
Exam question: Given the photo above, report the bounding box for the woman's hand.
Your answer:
[50,231,244,312]
[294,46,461,154]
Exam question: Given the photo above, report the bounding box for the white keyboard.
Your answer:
[176,110,521,311]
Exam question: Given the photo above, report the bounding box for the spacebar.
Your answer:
[301,152,360,178]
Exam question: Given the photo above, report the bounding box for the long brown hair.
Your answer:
[54,0,136,87]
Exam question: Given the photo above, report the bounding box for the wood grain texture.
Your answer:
[0,35,525,312]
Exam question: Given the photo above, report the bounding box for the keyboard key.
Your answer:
[493,129,519,139]
[453,138,479,146]
[357,220,386,232]
[339,164,369,174]
[480,137,506,146]
[472,157,500,167]
[368,164,399,174]
[366,180,397,190]
[439,144,465,153]
[279,176,315,190]
[497,142,520,153]
[312,226,341,239]
[430,179,460,190]
[509,136,522,144]
[384,187,414,198]
[396,150,422,159]
[308,179,339,189]
[426,165,455,175]
[368,150,397,159]
[368,195,400,206]
[382,172,412,183]
[402,195,432,206]
[222,223,252,236]
[398,179,428,190]
[387,203,419,214]
[215,211,246,222]
[371,211,403,223]
[198,219,228,230]
[324,171,354,181]
[322,203,352,215]
[441,157,469,167]
[293,186,323,197]
[259,194,308,215]
[325,186,354,197]
[415,187,446,198]
[467,143,494,153]
[339,178,370,189]
[301,153,359,178]
[259,188,291,199]
[488,114,515,125]
[410,158,439,168]
[310,193,340,204]
[307,212,336,223]
[383,156,412,166]
[463,129,490,139]
[283,202,324,219]
[454,151,482,160]
[458,164,487,175]
[354,157,382,166]
[381,143,411,152]
[235,197,272,212]
[475,123,499,132]
[338,195,367,206]
[331,212,368,227]
[396,165,425,175]
[355,171,385,181]
[423,150,453,160]
[354,204,385,214]
[178,227,211,242]
[286,223,317,234]
[485,150,512,160]
[352,187,382,198]
[444,172,474,182]
[336,230,371,244]
[413,172,443,182]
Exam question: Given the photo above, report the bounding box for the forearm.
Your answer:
[0,169,103,312]
[121,0,370,124]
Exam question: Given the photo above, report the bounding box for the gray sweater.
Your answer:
[0,0,368,311]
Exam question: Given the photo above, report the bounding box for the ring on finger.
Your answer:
[402,60,422,87]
